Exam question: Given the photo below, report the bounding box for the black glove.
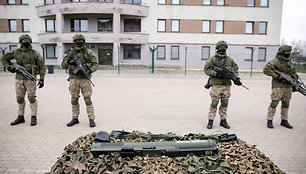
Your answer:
[37,80,44,88]
[215,72,223,78]
[67,58,76,65]
[234,79,242,86]
[7,67,17,73]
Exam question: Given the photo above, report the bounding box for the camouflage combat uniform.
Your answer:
[61,35,98,125]
[263,45,297,129]
[1,34,46,126]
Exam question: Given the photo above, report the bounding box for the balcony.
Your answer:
[36,1,149,17]
[38,32,149,44]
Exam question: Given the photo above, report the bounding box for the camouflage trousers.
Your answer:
[208,85,231,120]
[15,79,38,116]
[69,78,95,120]
[267,88,292,120]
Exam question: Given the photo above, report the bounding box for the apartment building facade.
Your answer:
[0,0,283,70]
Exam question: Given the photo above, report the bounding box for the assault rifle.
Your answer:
[10,59,43,86]
[70,57,95,87]
[91,139,218,158]
[273,69,306,96]
[205,64,249,90]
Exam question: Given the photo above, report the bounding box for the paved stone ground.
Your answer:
[0,69,305,174]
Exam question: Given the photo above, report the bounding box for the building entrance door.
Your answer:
[98,48,113,65]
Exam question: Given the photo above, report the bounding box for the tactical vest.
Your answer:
[14,48,40,75]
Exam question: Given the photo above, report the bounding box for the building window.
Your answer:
[45,0,54,4]
[98,0,113,2]
[8,0,16,4]
[123,0,141,4]
[9,20,17,32]
[216,21,223,33]
[245,22,254,34]
[98,18,113,32]
[9,45,18,51]
[258,47,266,61]
[124,19,141,32]
[157,46,166,59]
[71,0,88,2]
[171,20,180,32]
[260,0,268,6]
[245,47,254,61]
[202,20,210,33]
[216,0,224,6]
[157,19,166,32]
[172,0,179,5]
[21,0,29,4]
[203,0,210,5]
[46,45,57,59]
[46,19,56,32]
[71,19,88,31]
[158,0,166,4]
[22,20,30,32]
[123,45,141,59]
[201,46,210,60]
[171,46,179,59]
[247,0,254,6]
[259,22,267,34]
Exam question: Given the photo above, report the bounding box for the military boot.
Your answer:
[280,119,293,129]
[89,119,96,127]
[11,115,25,126]
[267,120,273,129]
[67,119,79,127]
[207,120,213,129]
[30,116,37,126]
[220,119,230,129]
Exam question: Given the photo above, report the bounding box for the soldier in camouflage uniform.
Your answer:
[61,34,98,127]
[1,34,46,126]
[263,45,298,129]
[204,41,239,129]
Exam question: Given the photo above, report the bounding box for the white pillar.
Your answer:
[56,13,64,33]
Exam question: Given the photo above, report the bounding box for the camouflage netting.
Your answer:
[48,131,284,174]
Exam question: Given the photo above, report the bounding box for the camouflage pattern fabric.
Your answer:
[15,79,37,116]
[208,85,231,120]
[267,88,292,120]
[69,79,95,119]
[49,131,284,174]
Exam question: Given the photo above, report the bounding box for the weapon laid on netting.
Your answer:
[70,57,95,87]
[272,68,306,96]
[91,139,218,158]
[205,64,249,90]
[10,59,43,86]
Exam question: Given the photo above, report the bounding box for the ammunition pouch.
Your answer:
[25,64,39,75]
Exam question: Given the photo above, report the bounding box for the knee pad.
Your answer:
[270,100,279,108]
[210,100,219,108]
[84,97,92,106]
[28,96,36,103]
[71,97,79,105]
[221,99,229,107]
[282,101,290,108]
[16,96,25,104]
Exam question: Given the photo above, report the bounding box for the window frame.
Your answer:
[22,19,30,32]
[46,19,56,32]
[258,47,267,61]
[202,20,210,33]
[171,46,179,60]
[247,0,255,6]
[245,47,254,61]
[171,19,180,32]
[124,19,141,32]
[46,45,57,59]
[21,0,29,4]
[97,18,113,32]
[216,20,224,33]
[172,0,180,5]
[158,0,166,5]
[157,45,166,59]
[45,0,54,4]
[260,0,268,7]
[259,21,267,34]
[123,0,141,4]
[245,21,254,34]
[8,0,16,4]
[201,46,210,60]
[123,44,141,59]
[157,19,166,32]
[9,19,17,32]
[71,19,88,31]
[98,0,113,2]
[9,45,18,51]
[216,0,224,6]
[203,0,211,5]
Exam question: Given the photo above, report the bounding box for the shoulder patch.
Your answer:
[267,63,271,67]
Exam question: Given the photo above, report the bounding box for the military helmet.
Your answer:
[216,41,228,49]
[277,45,292,54]
[73,34,85,42]
[19,34,32,43]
